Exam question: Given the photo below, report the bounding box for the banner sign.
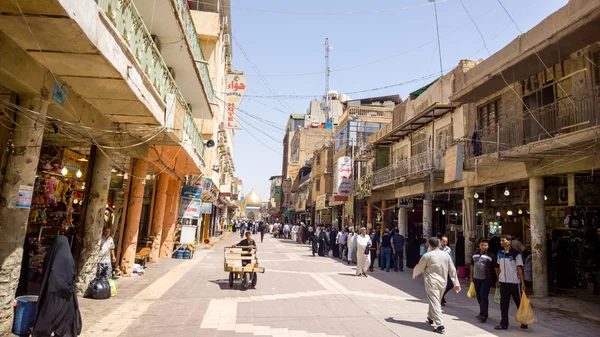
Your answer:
[316,194,327,210]
[201,178,213,191]
[444,144,464,183]
[180,198,202,219]
[225,71,246,129]
[335,156,353,196]
[182,185,202,199]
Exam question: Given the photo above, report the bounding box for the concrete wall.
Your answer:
[191,10,220,40]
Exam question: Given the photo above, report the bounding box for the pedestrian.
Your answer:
[291,224,298,242]
[440,236,454,306]
[259,221,266,243]
[391,229,405,272]
[283,223,290,239]
[471,239,496,323]
[97,227,116,280]
[237,231,256,267]
[347,227,358,265]
[336,227,348,260]
[323,226,330,256]
[369,229,379,272]
[511,236,526,253]
[330,225,339,258]
[495,235,528,330]
[30,236,83,337]
[318,227,327,256]
[378,229,392,272]
[356,227,372,277]
[413,237,461,334]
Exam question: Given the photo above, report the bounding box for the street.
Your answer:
[77,233,599,337]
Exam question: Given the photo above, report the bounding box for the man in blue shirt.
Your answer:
[391,229,406,272]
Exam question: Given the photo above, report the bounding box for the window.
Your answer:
[316,154,321,166]
[316,178,321,191]
[477,97,501,133]
[411,133,429,156]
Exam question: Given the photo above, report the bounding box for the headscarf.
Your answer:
[31,236,82,337]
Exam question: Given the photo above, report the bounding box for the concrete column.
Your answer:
[463,187,476,265]
[381,200,387,234]
[398,207,407,237]
[423,195,433,238]
[0,95,48,332]
[529,177,548,297]
[160,178,181,258]
[119,158,148,274]
[149,173,170,263]
[567,173,575,206]
[75,147,112,293]
[367,202,373,230]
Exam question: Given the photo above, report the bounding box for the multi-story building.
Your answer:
[268,175,283,222]
[333,95,399,229]
[312,143,335,225]
[0,0,238,330]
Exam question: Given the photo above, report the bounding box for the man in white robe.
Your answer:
[413,237,461,334]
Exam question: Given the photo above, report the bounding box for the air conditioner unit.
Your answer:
[221,16,229,28]
[223,34,231,46]
[151,35,161,52]
[225,55,232,65]
[167,67,175,80]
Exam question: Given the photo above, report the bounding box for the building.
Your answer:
[312,143,335,225]
[333,95,400,229]
[0,0,238,331]
[268,175,283,222]
[243,190,262,220]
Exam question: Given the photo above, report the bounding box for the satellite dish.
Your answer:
[206,139,215,148]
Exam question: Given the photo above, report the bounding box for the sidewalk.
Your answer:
[529,293,600,324]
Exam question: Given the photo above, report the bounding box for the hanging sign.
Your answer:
[200,178,213,191]
[225,71,246,129]
[444,144,464,183]
[15,185,33,209]
[52,80,67,106]
[398,198,413,209]
[335,156,353,196]
[182,185,202,199]
[180,198,202,219]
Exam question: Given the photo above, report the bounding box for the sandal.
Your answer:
[494,325,508,330]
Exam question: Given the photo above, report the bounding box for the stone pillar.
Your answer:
[567,173,575,206]
[119,158,148,274]
[160,178,181,258]
[0,95,48,333]
[149,173,170,263]
[75,147,112,293]
[367,202,373,230]
[463,187,476,265]
[398,207,407,237]
[529,177,548,297]
[423,195,433,238]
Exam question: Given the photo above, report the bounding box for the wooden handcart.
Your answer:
[224,246,265,290]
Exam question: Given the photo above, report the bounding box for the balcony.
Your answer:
[132,0,215,118]
[372,151,434,188]
[468,88,600,162]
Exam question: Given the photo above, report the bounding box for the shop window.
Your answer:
[477,97,501,133]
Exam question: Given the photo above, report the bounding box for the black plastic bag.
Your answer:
[84,278,111,299]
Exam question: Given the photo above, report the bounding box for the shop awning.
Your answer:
[284,209,295,214]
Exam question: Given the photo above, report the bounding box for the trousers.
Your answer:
[473,278,492,318]
[379,247,392,270]
[394,251,404,271]
[499,282,522,327]
[426,284,445,328]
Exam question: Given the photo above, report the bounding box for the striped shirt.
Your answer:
[471,251,496,280]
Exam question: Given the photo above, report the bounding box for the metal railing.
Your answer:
[346,105,394,118]
[372,151,434,187]
[175,0,215,102]
[97,0,205,160]
[469,89,600,158]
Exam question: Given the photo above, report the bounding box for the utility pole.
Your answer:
[323,38,332,122]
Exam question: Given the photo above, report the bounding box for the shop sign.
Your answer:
[199,202,213,214]
[181,185,202,199]
[444,144,464,183]
[180,198,202,219]
[62,149,84,177]
[335,156,353,196]
[220,192,231,197]
[329,195,347,206]
[225,71,246,129]
[52,80,67,106]
[200,177,213,191]
[316,194,327,210]
[398,198,413,208]
[282,179,292,194]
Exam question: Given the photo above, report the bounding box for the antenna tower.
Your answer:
[323,38,332,121]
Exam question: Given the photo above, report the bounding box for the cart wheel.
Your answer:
[251,272,257,288]
[228,272,233,288]
[241,272,250,290]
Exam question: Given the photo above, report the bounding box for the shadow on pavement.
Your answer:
[209,279,256,292]
[384,317,432,332]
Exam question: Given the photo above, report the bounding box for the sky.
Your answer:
[230,0,569,200]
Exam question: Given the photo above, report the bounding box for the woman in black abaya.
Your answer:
[31,235,82,337]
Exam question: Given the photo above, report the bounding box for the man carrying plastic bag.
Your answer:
[516,291,537,325]
[494,235,528,330]
[470,239,497,323]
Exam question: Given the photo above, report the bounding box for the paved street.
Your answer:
[79,233,599,337]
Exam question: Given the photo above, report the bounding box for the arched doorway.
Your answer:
[247,211,256,220]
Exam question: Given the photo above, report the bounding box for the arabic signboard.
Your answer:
[335,156,353,196]
[182,185,203,199]
[225,71,246,129]
[200,178,213,191]
[316,194,327,210]
[180,198,202,219]
[444,144,464,183]
[282,179,292,194]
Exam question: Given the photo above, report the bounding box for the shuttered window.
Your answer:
[477,97,501,133]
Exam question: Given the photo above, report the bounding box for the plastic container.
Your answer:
[457,266,469,279]
[12,295,38,336]
[182,248,191,260]
[174,249,184,259]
